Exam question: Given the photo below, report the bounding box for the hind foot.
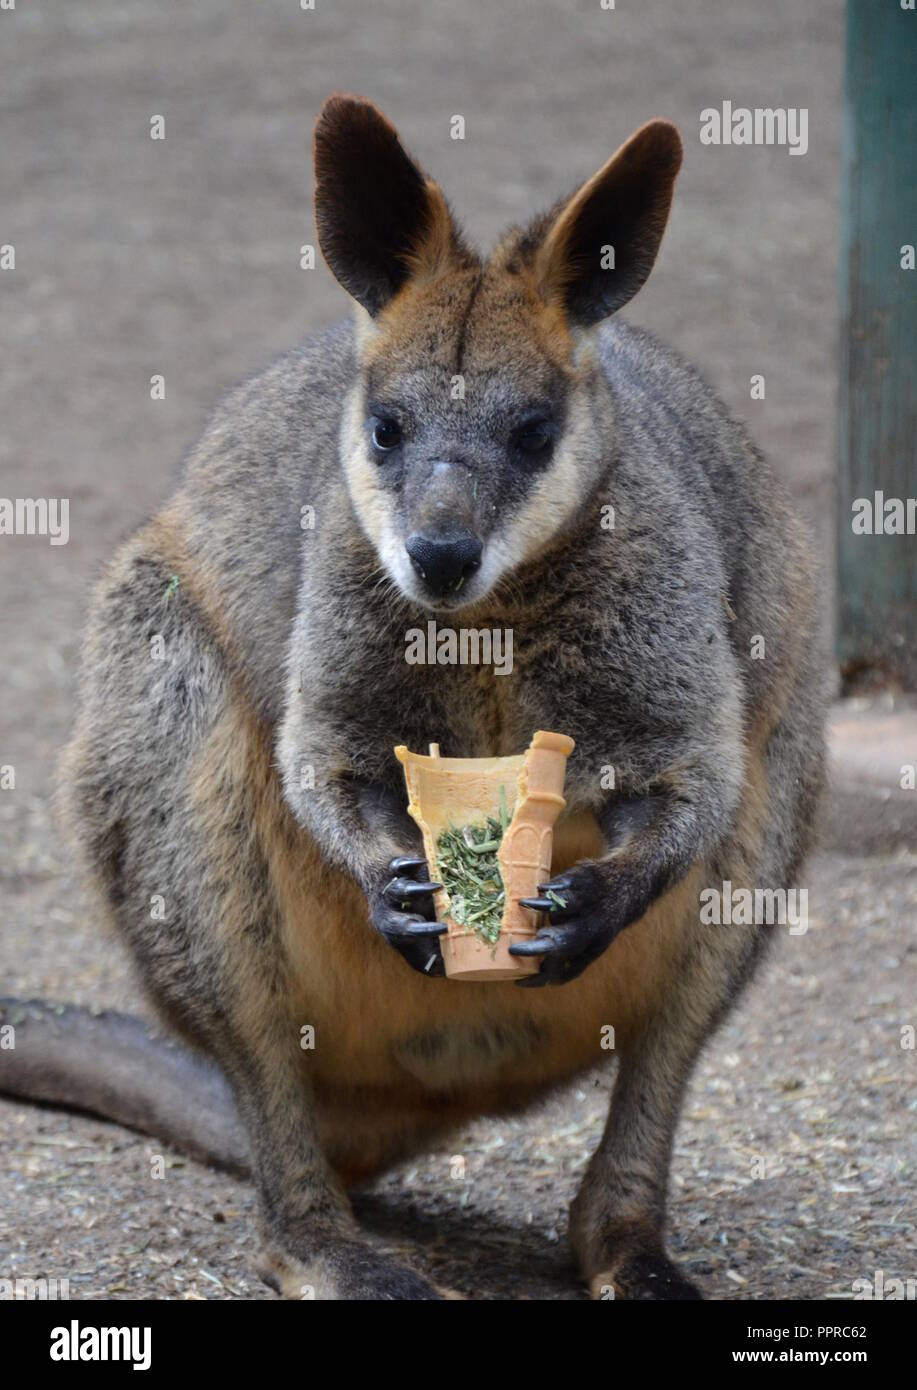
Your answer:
[258,1236,447,1300]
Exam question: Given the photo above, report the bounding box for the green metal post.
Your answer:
[837,0,917,687]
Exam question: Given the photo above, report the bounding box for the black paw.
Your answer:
[335,1241,444,1300]
[601,1251,702,1301]
[370,855,446,976]
[259,1237,445,1300]
[510,862,611,986]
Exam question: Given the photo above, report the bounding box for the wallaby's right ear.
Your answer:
[313,94,471,317]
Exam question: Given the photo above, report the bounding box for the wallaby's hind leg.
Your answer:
[569,735,801,1300]
[183,703,445,1300]
[225,1021,442,1301]
[568,1005,707,1300]
[569,867,764,1300]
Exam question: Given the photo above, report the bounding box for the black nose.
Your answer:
[405,532,483,597]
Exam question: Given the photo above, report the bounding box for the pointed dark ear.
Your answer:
[534,120,683,326]
[313,94,471,317]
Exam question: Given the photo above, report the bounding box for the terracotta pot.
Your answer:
[394,730,575,981]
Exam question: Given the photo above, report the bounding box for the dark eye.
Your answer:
[371,418,402,452]
[514,419,554,455]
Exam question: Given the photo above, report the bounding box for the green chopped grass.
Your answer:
[435,793,512,945]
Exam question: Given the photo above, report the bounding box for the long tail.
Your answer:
[0,998,249,1175]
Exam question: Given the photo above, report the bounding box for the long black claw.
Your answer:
[396,879,442,899]
[389,856,428,876]
[508,934,555,957]
[406,921,448,937]
[383,876,441,915]
[519,896,555,913]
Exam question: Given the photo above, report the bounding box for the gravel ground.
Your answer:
[4,0,915,1303]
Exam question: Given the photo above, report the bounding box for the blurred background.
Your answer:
[2,0,843,804]
[1,0,914,1301]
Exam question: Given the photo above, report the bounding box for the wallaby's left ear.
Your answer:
[535,120,683,327]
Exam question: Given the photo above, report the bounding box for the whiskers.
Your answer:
[365,563,410,625]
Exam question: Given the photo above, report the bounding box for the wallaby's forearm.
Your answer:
[279,734,422,895]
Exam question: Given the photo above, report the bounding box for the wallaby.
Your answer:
[1,94,826,1300]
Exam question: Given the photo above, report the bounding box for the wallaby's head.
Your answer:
[314,94,682,611]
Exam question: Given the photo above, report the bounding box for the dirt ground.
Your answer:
[2,0,914,1301]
